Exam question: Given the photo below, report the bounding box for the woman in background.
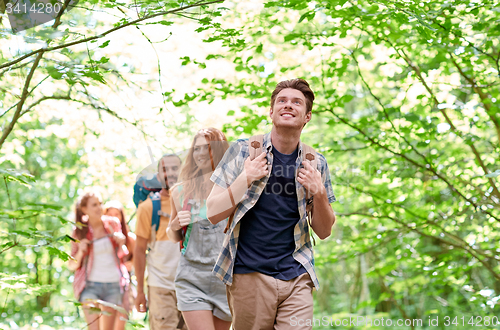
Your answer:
[104,200,136,330]
[68,192,129,330]
[167,128,231,330]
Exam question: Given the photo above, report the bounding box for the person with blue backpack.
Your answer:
[167,128,231,330]
[133,153,180,208]
[134,154,186,330]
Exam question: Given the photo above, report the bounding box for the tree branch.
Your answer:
[52,0,73,29]
[431,18,500,77]
[0,0,224,70]
[74,85,142,128]
[398,49,500,198]
[449,54,500,147]
[0,51,44,150]
[350,51,436,166]
[0,242,20,255]
[348,22,500,200]
[340,185,497,260]
[0,59,34,79]
[20,95,72,116]
[325,107,500,221]
[345,211,500,281]
[1,74,51,120]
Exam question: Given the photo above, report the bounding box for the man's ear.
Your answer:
[305,111,312,123]
[269,106,274,118]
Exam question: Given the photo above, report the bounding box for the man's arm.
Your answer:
[206,171,249,225]
[297,161,335,240]
[207,152,268,224]
[134,236,148,313]
[310,188,336,239]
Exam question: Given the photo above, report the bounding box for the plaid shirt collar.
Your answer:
[212,132,321,289]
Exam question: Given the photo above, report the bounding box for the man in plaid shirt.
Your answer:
[207,78,336,330]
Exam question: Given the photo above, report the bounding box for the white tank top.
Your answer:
[87,237,121,283]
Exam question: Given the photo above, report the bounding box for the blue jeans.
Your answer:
[79,281,122,305]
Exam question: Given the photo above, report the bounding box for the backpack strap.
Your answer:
[224,134,265,234]
[150,192,161,234]
[301,143,318,245]
[302,143,318,170]
[248,134,264,160]
[179,197,193,251]
[223,137,320,238]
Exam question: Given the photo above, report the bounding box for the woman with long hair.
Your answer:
[68,191,129,330]
[167,128,231,330]
[104,200,136,330]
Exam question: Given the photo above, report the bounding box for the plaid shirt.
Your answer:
[210,132,335,289]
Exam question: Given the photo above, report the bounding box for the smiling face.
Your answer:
[81,196,102,220]
[270,88,311,129]
[157,156,181,189]
[193,136,212,171]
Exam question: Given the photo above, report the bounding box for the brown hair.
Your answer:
[104,200,129,243]
[177,128,229,200]
[74,192,102,240]
[104,200,131,260]
[270,78,315,113]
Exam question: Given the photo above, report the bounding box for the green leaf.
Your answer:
[0,168,35,187]
[83,70,107,84]
[158,20,174,26]
[99,40,110,48]
[46,67,64,79]
[405,113,420,122]
[12,230,33,238]
[180,56,191,66]
[46,246,71,261]
[298,11,312,23]
[25,202,63,210]
[206,54,224,60]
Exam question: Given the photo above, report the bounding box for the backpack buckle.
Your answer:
[158,210,170,217]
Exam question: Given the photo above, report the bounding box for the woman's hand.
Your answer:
[169,210,191,231]
[112,232,126,246]
[78,238,90,255]
[68,238,90,271]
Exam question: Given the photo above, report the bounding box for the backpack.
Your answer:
[223,135,318,243]
[133,175,162,208]
[149,192,163,237]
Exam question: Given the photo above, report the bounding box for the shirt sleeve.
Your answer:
[318,154,336,204]
[210,140,246,188]
[135,199,152,240]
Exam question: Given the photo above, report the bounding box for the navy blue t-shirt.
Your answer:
[233,146,306,280]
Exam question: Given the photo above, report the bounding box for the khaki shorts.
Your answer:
[227,272,314,330]
[148,286,187,330]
